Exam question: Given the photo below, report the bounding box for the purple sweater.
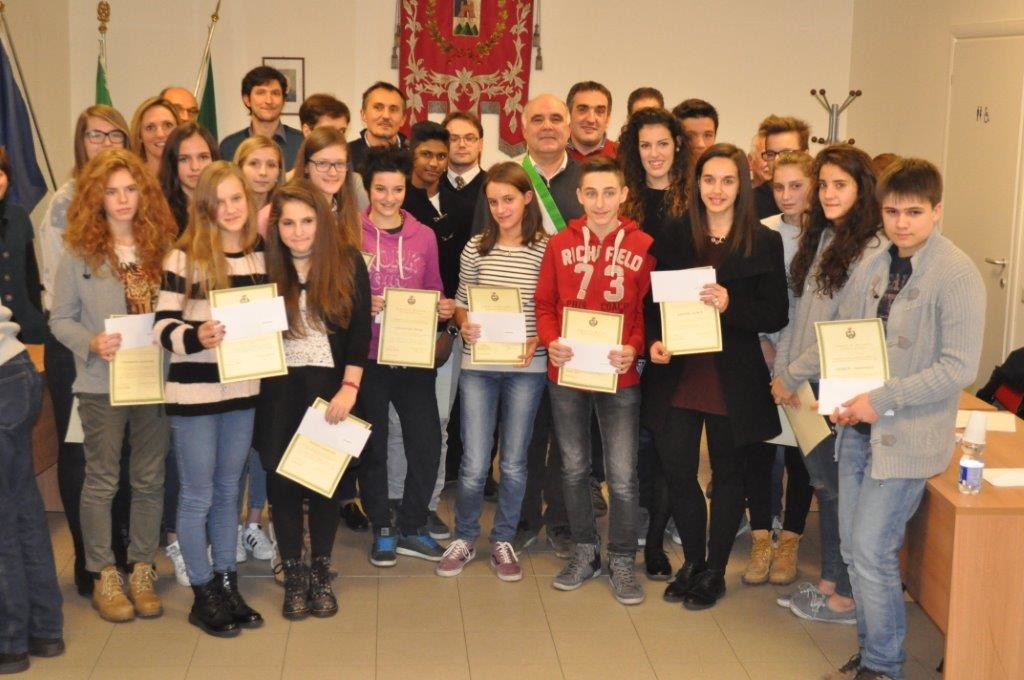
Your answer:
[361,208,444,360]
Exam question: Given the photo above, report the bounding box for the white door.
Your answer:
[944,35,1024,388]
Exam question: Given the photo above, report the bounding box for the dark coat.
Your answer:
[641,216,788,447]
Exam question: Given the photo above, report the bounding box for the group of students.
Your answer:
[0,65,984,680]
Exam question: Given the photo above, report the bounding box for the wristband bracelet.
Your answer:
[341,380,360,391]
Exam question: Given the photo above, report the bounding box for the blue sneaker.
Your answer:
[396,530,445,562]
[370,527,398,567]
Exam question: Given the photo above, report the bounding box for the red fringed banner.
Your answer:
[399,0,534,156]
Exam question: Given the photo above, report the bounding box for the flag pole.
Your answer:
[98,1,109,81]
[0,1,57,190]
[193,0,222,100]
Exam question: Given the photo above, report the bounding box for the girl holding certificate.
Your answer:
[255,180,370,619]
[50,148,176,622]
[644,144,788,610]
[618,107,691,579]
[154,161,265,637]
[358,147,453,567]
[159,123,219,236]
[436,162,547,581]
[770,145,886,624]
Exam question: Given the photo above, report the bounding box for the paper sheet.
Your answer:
[468,311,527,343]
[817,378,885,415]
[651,267,716,303]
[212,297,288,340]
[956,410,1017,432]
[296,407,372,459]
[560,337,618,374]
[104,313,156,350]
[982,468,1024,487]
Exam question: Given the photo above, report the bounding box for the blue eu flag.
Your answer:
[0,38,47,212]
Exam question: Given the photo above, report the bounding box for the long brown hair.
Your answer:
[618,107,689,226]
[64,148,176,282]
[789,144,881,298]
[177,161,261,296]
[688,143,758,258]
[72,105,130,179]
[295,127,361,250]
[265,179,357,335]
[478,162,546,256]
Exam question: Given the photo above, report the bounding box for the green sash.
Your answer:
[522,156,567,233]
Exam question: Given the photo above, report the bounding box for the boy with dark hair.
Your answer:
[627,87,664,114]
[753,114,812,218]
[566,81,617,161]
[535,155,655,605]
[672,98,718,166]
[219,65,304,170]
[349,81,409,175]
[298,93,351,137]
[779,158,984,680]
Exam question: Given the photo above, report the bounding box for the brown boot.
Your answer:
[769,530,801,585]
[129,562,163,617]
[93,565,135,622]
[742,530,773,585]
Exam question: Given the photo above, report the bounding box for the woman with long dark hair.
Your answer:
[159,122,219,236]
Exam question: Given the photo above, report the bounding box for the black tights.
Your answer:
[268,473,340,561]
[745,443,813,533]
[655,408,747,571]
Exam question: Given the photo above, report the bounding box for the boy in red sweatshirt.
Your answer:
[535,156,655,604]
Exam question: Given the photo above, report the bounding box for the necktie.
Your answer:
[455,175,466,190]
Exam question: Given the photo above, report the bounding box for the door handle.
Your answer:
[984,257,1007,266]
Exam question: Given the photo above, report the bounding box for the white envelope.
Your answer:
[468,311,527,343]
[104,313,156,350]
[651,267,716,303]
[817,378,885,415]
[560,337,619,374]
[212,297,288,340]
[296,407,372,458]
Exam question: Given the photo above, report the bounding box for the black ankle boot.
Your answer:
[662,561,707,602]
[683,568,726,610]
[281,560,310,620]
[309,556,338,618]
[215,570,264,628]
[189,580,240,637]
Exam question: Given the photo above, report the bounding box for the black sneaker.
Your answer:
[426,511,451,540]
[397,530,445,562]
[370,527,398,567]
[27,637,64,658]
[0,652,29,674]
[546,525,573,559]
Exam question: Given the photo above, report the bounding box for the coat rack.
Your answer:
[809,88,862,145]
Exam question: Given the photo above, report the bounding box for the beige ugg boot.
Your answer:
[769,530,801,585]
[742,529,773,585]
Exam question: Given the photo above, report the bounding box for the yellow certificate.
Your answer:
[109,345,164,406]
[661,301,722,355]
[275,398,372,498]
[815,318,890,379]
[782,382,833,455]
[468,286,525,365]
[209,283,288,383]
[557,307,624,394]
[378,287,440,368]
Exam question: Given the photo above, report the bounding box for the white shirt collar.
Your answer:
[447,165,482,188]
[527,151,568,180]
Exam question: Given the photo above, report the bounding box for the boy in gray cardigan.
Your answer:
[821,159,984,680]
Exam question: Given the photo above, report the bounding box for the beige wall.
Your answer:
[848,0,1024,164]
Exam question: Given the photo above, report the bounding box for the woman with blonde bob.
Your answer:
[49,148,176,622]
[129,96,180,176]
[154,161,265,637]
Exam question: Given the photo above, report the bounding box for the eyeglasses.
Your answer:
[308,159,349,173]
[84,129,127,144]
[761,149,798,161]
[449,134,480,145]
[416,150,448,162]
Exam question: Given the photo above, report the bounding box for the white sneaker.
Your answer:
[242,523,275,560]
[165,540,190,586]
[235,525,248,563]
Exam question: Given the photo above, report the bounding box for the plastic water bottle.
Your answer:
[958,411,986,495]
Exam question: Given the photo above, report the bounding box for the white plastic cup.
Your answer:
[963,411,987,445]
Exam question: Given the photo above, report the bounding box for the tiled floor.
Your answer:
[29,489,945,679]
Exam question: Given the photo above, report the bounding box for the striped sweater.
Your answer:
[154,245,267,416]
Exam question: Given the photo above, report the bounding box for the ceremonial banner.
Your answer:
[399,0,534,156]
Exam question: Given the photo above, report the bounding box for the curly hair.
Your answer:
[159,122,220,236]
[64,148,176,282]
[265,179,358,336]
[618,107,690,227]
[789,144,882,298]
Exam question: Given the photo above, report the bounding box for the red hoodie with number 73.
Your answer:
[534,215,655,389]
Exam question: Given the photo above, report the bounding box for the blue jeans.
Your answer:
[0,352,62,654]
[238,447,267,513]
[805,433,852,597]
[455,370,546,543]
[837,427,926,680]
[172,409,255,586]
[548,382,640,555]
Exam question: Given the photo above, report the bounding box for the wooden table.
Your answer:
[904,393,1024,678]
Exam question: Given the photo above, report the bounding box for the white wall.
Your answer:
[32,0,853,178]
[848,0,1024,163]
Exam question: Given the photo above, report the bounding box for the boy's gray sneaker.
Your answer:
[790,586,856,624]
[608,553,645,605]
[552,543,601,591]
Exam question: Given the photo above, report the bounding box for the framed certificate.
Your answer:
[557,307,623,394]
[275,398,371,498]
[815,318,890,379]
[109,345,164,406]
[661,301,722,355]
[468,285,526,365]
[209,283,288,383]
[378,287,440,368]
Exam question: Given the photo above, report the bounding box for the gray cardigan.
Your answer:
[781,232,984,480]
[49,251,130,394]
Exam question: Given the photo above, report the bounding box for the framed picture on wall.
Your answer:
[261,57,305,115]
